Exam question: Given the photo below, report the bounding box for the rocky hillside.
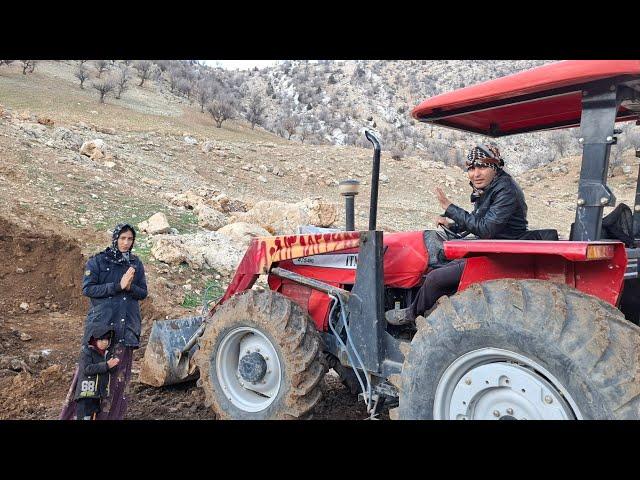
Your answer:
[0,59,639,420]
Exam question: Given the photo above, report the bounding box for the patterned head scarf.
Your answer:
[466,144,504,171]
[105,223,136,264]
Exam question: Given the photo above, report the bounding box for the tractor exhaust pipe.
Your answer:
[339,179,360,231]
[365,130,381,231]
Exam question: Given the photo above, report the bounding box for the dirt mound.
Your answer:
[0,216,87,316]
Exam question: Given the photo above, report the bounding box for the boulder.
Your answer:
[151,232,244,275]
[201,141,217,153]
[230,198,336,235]
[299,197,337,228]
[169,190,205,210]
[17,110,34,121]
[218,222,271,247]
[197,205,228,231]
[21,123,48,139]
[138,212,171,235]
[80,139,106,161]
[40,364,63,384]
[52,127,83,148]
[95,126,116,135]
[37,116,54,127]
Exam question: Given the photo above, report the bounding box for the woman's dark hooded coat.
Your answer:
[81,224,148,348]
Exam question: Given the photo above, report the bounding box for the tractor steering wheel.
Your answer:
[438,223,463,240]
[438,215,470,240]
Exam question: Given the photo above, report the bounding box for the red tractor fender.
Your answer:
[444,240,627,306]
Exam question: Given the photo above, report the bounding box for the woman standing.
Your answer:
[60,223,147,420]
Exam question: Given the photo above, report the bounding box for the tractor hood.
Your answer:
[412,60,640,137]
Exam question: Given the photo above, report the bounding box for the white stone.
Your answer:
[184,136,198,145]
[138,212,171,235]
[229,197,336,235]
[80,139,106,160]
[197,205,227,231]
[151,232,244,275]
[218,222,271,247]
[20,302,29,311]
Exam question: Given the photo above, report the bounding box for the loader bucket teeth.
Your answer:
[389,407,400,420]
[139,316,204,387]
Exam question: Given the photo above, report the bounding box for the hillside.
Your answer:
[0,60,638,420]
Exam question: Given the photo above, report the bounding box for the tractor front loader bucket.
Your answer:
[139,316,204,387]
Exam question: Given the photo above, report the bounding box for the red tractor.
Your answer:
[141,60,640,420]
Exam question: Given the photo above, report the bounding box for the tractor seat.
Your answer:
[517,229,559,241]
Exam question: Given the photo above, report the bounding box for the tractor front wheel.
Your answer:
[194,290,325,419]
[397,279,640,420]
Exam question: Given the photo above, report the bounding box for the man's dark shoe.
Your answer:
[385,307,416,326]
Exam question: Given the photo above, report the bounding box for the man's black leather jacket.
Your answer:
[444,171,528,239]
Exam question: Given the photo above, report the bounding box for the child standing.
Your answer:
[74,325,120,420]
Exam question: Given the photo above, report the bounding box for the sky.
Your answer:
[202,60,279,71]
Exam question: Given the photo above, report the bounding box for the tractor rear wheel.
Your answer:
[396,279,640,420]
[194,289,325,419]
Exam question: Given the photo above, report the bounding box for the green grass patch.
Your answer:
[132,234,154,262]
[170,211,199,234]
[181,277,226,310]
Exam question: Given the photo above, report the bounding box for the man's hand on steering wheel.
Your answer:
[435,215,462,239]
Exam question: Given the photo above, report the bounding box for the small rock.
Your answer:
[15,267,25,274]
[96,126,116,135]
[28,353,41,366]
[103,161,116,169]
[37,116,54,127]
[258,175,267,183]
[622,165,632,175]
[10,358,27,372]
[19,332,32,341]
[40,364,63,384]
[184,136,198,145]
[20,302,29,311]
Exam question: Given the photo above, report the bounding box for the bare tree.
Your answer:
[75,63,90,89]
[115,66,131,99]
[167,67,181,93]
[92,77,116,103]
[134,60,153,87]
[195,80,212,112]
[282,114,301,140]
[246,92,266,129]
[21,60,35,75]
[177,78,193,99]
[94,60,109,78]
[298,123,313,143]
[550,131,571,159]
[207,95,236,128]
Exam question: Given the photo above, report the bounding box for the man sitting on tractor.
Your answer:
[386,144,529,325]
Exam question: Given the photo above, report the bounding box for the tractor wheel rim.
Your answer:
[433,348,582,420]
[216,327,282,413]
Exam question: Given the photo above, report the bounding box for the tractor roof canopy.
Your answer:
[412,60,640,137]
